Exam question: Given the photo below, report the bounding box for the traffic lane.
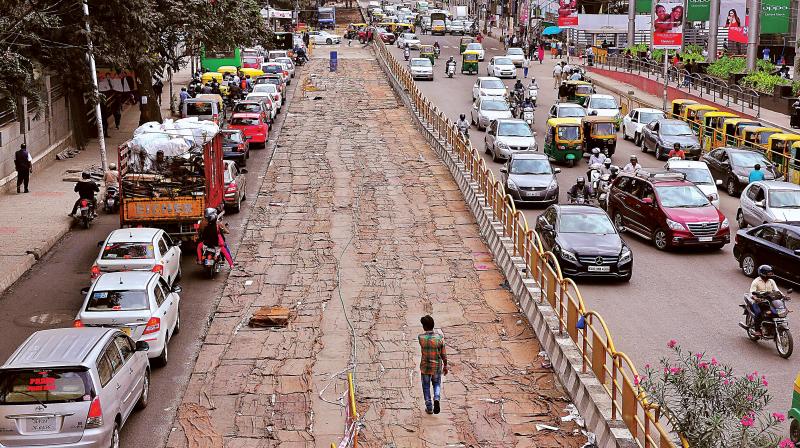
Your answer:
[0,105,282,446]
[388,37,797,409]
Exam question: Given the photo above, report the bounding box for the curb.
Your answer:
[0,221,71,296]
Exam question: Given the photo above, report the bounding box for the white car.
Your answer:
[409,58,434,80]
[622,107,666,145]
[92,228,182,287]
[397,32,421,49]
[471,97,512,130]
[275,57,295,79]
[268,50,288,60]
[548,103,587,119]
[464,42,485,60]
[472,76,507,101]
[737,181,800,227]
[487,56,517,78]
[310,30,341,45]
[246,93,278,120]
[449,20,466,35]
[252,84,283,109]
[664,159,722,208]
[260,62,289,84]
[505,47,526,67]
[585,94,621,120]
[484,118,537,162]
[75,271,181,366]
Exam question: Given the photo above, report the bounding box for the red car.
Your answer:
[227,113,269,147]
[376,28,396,44]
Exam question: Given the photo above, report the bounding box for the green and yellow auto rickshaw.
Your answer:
[459,36,474,54]
[721,118,762,147]
[788,141,800,184]
[582,116,618,157]
[461,50,479,74]
[420,44,435,65]
[742,126,782,150]
[563,80,593,106]
[544,117,583,166]
[789,372,800,444]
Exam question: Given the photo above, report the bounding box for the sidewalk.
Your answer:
[165,44,587,447]
[0,71,189,295]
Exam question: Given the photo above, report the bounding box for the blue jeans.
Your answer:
[421,374,441,410]
[523,67,529,78]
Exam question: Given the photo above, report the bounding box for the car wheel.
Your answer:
[326,38,333,45]
[637,134,645,150]
[613,212,625,232]
[231,194,241,213]
[174,308,181,335]
[491,146,500,163]
[471,115,476,126]
[727,177,740,196]
[740,253,757,277]
[485,140,491,154]
[655,145,664,160]
[155,334,169,367]
[110,422,120,448]
[736,209,747,228]
[653,228,669,250]
[622,126,628,140]
[790,417,800,443]
[135,370,150,410]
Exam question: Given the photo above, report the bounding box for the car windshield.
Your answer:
[482,100,509,111]
[253,84,276,93]
[234,103,261,113]
[669,167,714,184]
[640,112,665,124]
[557,125,580,140]
[768,190,800,208]
[467,43,482,50]
[0,368,93,405]
[731,151,768,168]
[592,122,615,135]
[230,116,260,126]
[560,107,586,117]
[590,98,617,109]
[507,48,524,55]
[481,79,504,89]
[264,65,283,73]
[186,102,213,116]
[495,58,513,65]
[510,159,551,174]
[661,123,693,136]
[656,185,710,207]
[559,213,616,234]
[411,59,432,67]
[452,21,463,26]
[242,57,259,64]
[499,122,532,137]
[86,289,150,312]
[223,132,244,144]
[101,242,155,260]
[404,33,418,39]
[224,167,235,183]
[433,20,445,25]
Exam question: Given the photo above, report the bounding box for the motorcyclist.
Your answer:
[513,79,525,97]
[445,56,456,74]
[520,96,534,111]
[457,113,470,137]
[404,46,410,60]
[196,207,234,268]
[749,264,783,336]
[588,147,606,166]
[567,176,593,203]
[69,172,100,217]
[608,165,620,181]
[433,41,440,50]
[599,158,614,175]
[623,154,640,173]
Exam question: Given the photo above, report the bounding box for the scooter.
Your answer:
[528,81,538,106]
[404,48,410,61]
[446,62,456,78]
[595,173,612,209]
[103,185,119,213]
[200,245,224,279]
[458,123,470,141]
[434,46,441,58]
[739,289,793,358]
[522,106,534,129]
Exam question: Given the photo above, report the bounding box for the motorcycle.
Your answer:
[74,198,95,229]
[739,289,793,358]
[522,106,534,128]
[103,185,119,213]
[457,122,470,141]
[446,62,456,78]
[434,46,440,58]
[404,48,410,61]
[200,245,224,279]
[528,82,538,106]
[595,173,612,209]
[568,193,593,205]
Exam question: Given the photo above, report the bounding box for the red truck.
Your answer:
[118,133,225,240]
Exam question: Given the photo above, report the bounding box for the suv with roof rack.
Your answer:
[607,170,730,250]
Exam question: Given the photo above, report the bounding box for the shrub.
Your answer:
[740,72,789,94]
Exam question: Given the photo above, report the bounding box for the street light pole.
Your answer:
[81,0,107,171]
[746,0,761,71]
[708,0,720,62]
[627,0,635,46]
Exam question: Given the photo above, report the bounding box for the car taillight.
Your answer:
[80,199,88,207]
[283,71,288,77]
[143,317,161,335]
[86,397,103,428]
[90,264,101,279]
[73,319,84,328]
[151,264,163,274]
[226,182,237,193]
[238,143,245,151]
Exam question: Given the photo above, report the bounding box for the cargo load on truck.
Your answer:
[318,7,335,28]
[118,118,225,240]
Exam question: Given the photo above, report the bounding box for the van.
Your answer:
[415,0,429,11]
[182,95,223,121]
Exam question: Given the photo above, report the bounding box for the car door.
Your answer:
[471,98,480,124]
[158,233,180,285]
[750,185,769,224]
[625,111,637,138]
[751,226,783,271]
[609,176,630,225]
[155,279,178,338]
[472,80,480,99]
[643,122,657,151]
[705,148,724,179]
[535,207,557,251]
[624,179,649,234]
[100,340,130,421]
[237,165,247,195]
[741,183,758,226]
[113,335,142,420]
[779,229,800,283]
[636,183,659,236]
[485,120,497,152]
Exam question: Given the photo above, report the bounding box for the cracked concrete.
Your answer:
[166,45,585,448]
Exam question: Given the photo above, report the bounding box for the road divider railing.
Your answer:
[372,38,679,448]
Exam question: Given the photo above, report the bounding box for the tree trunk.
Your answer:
[134,63,162,124]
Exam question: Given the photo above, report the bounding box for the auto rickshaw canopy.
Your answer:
[742,126,782,146]
[201,72,224,84]
[683,104,718,122]
[459,36,474,53]
[547,117,583,142]
[671,99,698,118]
[583,116,617,137]
[240,67,264,78]
[217,66,238,75]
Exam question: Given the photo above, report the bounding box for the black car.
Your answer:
[221,129,250,167]
[733,223,800,285]
[702,147,780,197]
[535,204,633,281]
[641,119,701,160]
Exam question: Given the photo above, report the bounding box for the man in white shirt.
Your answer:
[749,265,782,336]
[623,155,640,173]
[552,64,562,89]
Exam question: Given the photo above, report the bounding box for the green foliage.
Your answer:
[707,56,747,77]
[740,72,789,94]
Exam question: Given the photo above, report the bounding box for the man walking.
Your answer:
[418,315,448,415]
[522,57,530,78]
[553,63,563,89]
[14,143,32,194]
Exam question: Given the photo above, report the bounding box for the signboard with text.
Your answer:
[652,0,685,49]
[721,0,747,43]
[761,0,790,34]
[558,0,578,27]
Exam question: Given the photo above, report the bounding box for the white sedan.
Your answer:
[464,42,485,60]
[409,58,434,80]
[472,76,507,101]
[505,47,526,67]
[92,228,182,287]
[75,271,181,366]
[310,30,341,45]
[585,94,621,120]
[487,56,517,78]
[471,97,512,130]
[622,107,666,145]
[397,32,421,49]
[275,57,296,80]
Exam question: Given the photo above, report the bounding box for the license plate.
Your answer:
[26,416,56,432]
[698,237,713,242]
[588,266,611,272]
[204,259,214,266]
[121,327,132,336]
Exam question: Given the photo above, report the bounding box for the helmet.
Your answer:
[603,158,612,166]
[108,163,117,170]
[610,166,619,174]
[576,176,585,186]
[204,207,218,221]
[81,172,91,179]
[629,155,638,161]
[592,147,600,155]
[758,264,773,279]
[460,113,466,120]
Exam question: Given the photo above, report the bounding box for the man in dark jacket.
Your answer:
[69,172,100,216]
[14,143,32,193]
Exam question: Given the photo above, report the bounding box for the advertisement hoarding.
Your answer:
[721,0,747,43]
[652,0,685,49]
[558,0,578,27]
[761,0,790,34]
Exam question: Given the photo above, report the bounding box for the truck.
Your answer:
[430,11,447,35]
[317,7,336,29]
[451,5,468,20]
[118,129,225,241]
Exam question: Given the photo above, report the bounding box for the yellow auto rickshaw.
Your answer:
[217,65,238,76]
[789,141,800,184]
[582,116,618,157]
[419,44,435,65]
[459,36,474,54]
[741,126,782,150]
[240,67,264,79]
[397,23,415,33]
[766,133,800,175]
[721,117,762,147]
[563,80,594,106]
[682,104,718,134]
[544,117,583,166]
[461,50,479,74]
[704,112,738,149]
[670,99,697,119]
[201,71,224,85]
[346,23,368,39]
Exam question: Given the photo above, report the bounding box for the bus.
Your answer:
[200,47,241,72]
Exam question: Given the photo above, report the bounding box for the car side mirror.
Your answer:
[97,240,104,247]
[642,197,654,205]
[473,104,478,109]
[80,286,90,295]
[241,168,248,174]
[172,285,183,294]
[135,341,150,352]
[755,200,765,208]
[500,167,507,173]
[715,179,723,186]
[554,168,561,174]
[721,160,730,166]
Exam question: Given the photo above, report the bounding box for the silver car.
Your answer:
[484,118,537,162]
[737,181,800,227]
[471,97,512,131]
[0,328,150,448]
[409,58,434,80]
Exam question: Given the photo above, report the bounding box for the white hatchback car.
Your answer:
[275,57,295,80]
[505,47,526,67]
[548,103,587,119]
[93,228,182,287]
[622,107,666,145]
[75,272,181,366]
[487,56,517,78]
[246,93,278,120]
[464,42,485,60]
[310,30,341,45]
[484,118,537,162]
[397,32,421,49]
[664,159,722,208]
[472,77,507,101]
[252,84,283,109]
[585,94,621,120]
[471,97,512,130]
[409,58,434,80]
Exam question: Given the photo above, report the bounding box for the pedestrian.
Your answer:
[179,87,190,108]
[503,35,509,50]
[749,163,765,183]
[14,143,32,194]
[152,79,164,105]
[558,81,568,102]
[553,63,563,89]
[522,57,530,78]
[112,101,122,130]
[537,44,545,64]
[418,315,448,415]
[762,47,770,63]
[557,41,563,58]
[668,143,685,159]
[303,32,310,48]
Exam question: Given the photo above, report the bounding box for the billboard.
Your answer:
[558,0,578,27]
[686,0,710,21]
[652,0,685,49]
[721,0,747,43]
[761,0,790,34]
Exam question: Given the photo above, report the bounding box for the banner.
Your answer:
[761,0,790,34]
[558,0,578,27]
[686,0,710,21]
[652,0,685,49]
[520,0,529,23]
[720,0,747,43]
[636,0,651,13]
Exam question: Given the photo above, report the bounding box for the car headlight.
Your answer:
[506,179,519,190]
[556,246,578,263]
[497,141,510,150]
[737,174,749,183]
[528,142,537,151]
[547,179,558,190]
[721,217,729,228]
[619,247,632,264]
[666,218,686,231]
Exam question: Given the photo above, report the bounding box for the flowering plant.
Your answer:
[637,341,791,448]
